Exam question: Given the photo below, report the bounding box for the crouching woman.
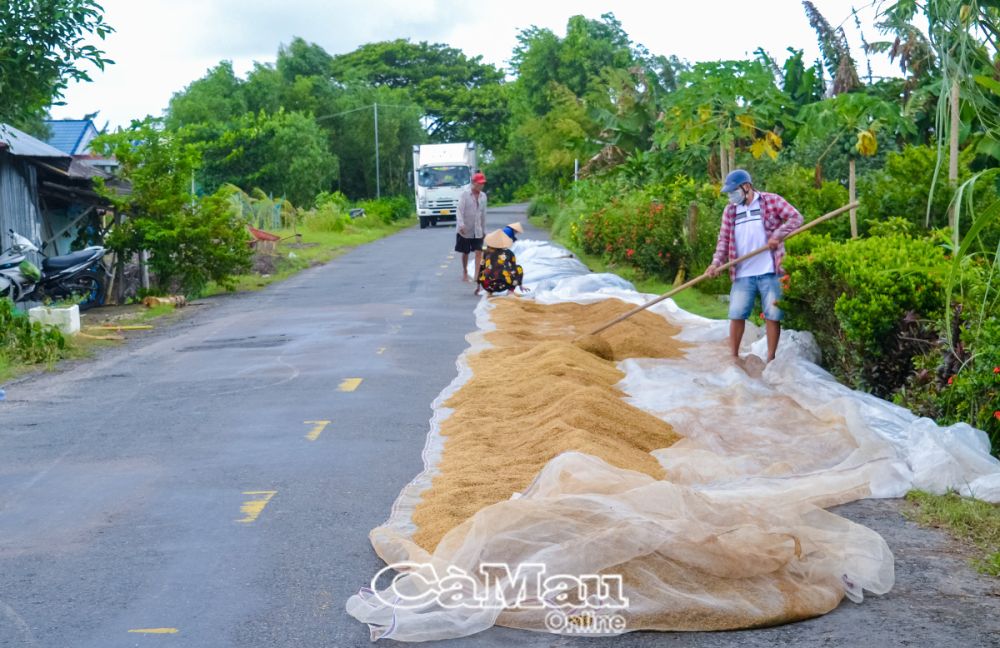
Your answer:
[476,223,528,297]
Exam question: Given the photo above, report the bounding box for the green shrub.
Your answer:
[782,233,950,396]
[527,194,558,222]
[315,190,351,211]
[854,145,999,235]
[0,298,65,365]
[355,195,413,224]
[938,315,1000,449]
[756,164,851,239]
[301,202,351,232]
[895,254,1000,451]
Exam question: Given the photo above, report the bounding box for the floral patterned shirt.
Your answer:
[477,248,523,293]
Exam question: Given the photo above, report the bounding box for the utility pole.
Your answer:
[374,103,381,199]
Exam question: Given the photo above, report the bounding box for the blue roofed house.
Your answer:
[43,118,117,175]
[46,119,99,156]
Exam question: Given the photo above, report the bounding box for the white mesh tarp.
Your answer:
[347,239,1000,642]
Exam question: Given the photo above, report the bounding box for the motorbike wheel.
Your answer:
[63,270,106,311]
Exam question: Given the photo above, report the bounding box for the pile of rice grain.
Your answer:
[412,297,685,551]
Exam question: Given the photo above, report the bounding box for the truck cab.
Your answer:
[413,142,476,229]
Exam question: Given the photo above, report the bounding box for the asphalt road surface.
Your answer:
[1,205,997,648]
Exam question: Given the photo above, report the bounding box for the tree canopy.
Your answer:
[0,0,114,131]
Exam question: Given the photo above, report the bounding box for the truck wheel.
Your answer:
[419,217,430,229]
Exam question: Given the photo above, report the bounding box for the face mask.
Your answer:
[727,188,745,205]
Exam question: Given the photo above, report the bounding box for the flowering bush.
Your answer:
[570,178,725,280]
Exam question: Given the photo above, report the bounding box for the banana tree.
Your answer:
[798,93,913,236]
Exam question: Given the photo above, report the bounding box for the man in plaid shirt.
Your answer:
[706,169,803,363]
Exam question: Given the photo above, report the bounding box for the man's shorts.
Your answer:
[729,272,784,321]
[455,234,484,254]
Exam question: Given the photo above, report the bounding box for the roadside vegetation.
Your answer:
[508,4,999,456]
[906,490,1000,576]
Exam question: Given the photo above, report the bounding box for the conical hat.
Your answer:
[507,222,524,233]
[484,228,514,249]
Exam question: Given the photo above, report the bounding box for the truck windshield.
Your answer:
[417,166,470,188]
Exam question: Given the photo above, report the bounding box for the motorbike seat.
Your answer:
[43,248,101,272]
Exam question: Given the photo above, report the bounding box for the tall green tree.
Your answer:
[322,85,425,199]
[799,92,912,235]
[504,13,658,186]
[277,36,334,82]
[197,110,338,207]
[510,13,637,118]
[165,61,247,131]
[331,39,507,149]
[92,119,252,295]
[0,0,114,131]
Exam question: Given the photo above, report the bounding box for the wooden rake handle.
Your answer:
[580,201,859,339]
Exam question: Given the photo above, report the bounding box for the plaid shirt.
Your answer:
[712,191,803,280]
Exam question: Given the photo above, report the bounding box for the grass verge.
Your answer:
[202,219,412,296]
[905,490,1000,576]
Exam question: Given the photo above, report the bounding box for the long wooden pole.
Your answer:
[580,202,859,339]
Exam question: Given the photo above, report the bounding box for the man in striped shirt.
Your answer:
[706,169,803,363]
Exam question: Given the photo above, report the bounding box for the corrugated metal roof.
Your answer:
[0,154,44,263]
[0,123,72,160]
[43,119,98,155]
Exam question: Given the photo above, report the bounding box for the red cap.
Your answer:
[472,172,487,184]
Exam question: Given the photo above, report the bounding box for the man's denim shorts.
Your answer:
[728,272,783,321]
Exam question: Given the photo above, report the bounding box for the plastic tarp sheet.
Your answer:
[347,239,1000,641]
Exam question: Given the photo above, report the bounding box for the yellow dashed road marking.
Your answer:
[338,378,363,392]
[402,309,413,317]
[237,490,276,523]
[376,347,386,355]
[128,628,179,634]
[304,420,330,441]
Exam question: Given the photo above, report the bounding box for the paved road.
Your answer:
[1,205,997,647]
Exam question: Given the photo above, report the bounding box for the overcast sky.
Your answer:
[50,0,904,130]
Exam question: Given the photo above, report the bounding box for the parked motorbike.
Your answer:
[0,229,108,310]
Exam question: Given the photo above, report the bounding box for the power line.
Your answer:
[314,103,422,198]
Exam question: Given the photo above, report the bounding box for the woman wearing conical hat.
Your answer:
[475,222,528,297]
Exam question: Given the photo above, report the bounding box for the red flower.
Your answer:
[994,366,1000,374]
[994,411,1000,421]
[947,376,953,385]
[626,248,635,258]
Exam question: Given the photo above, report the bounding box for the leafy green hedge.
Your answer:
[0,299,65,365]
[782,232,950,396]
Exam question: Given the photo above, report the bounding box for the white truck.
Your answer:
[412,142,477,229]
